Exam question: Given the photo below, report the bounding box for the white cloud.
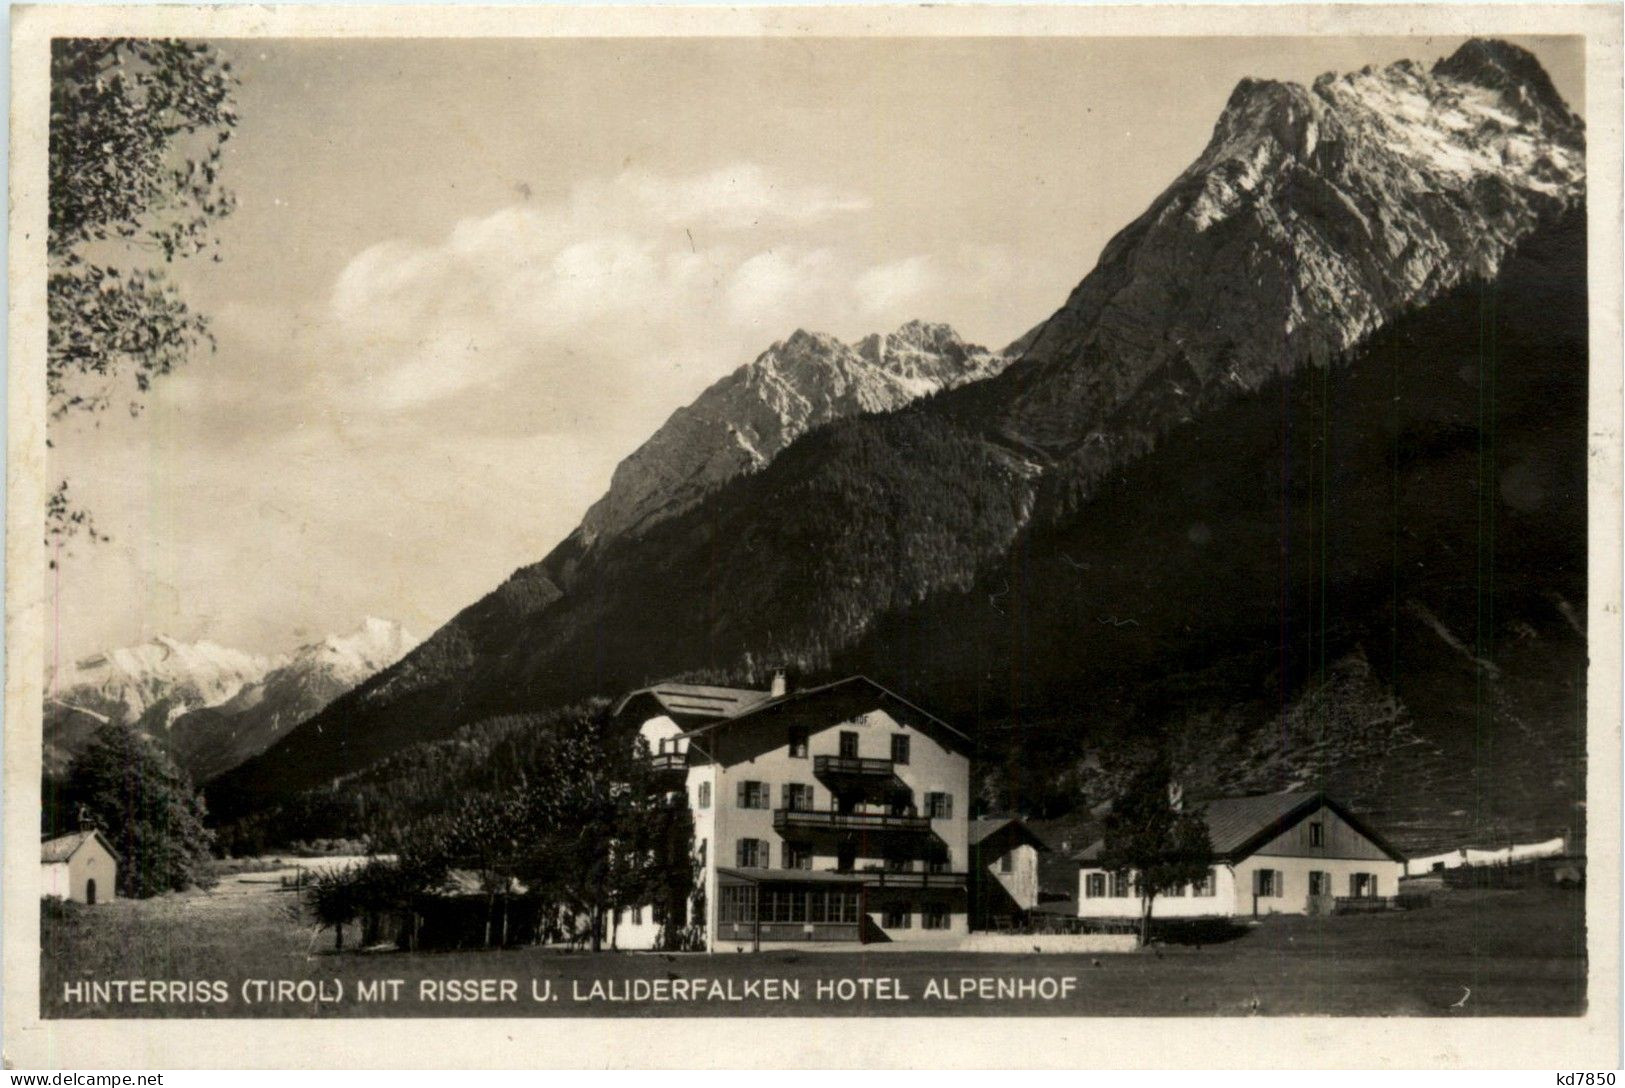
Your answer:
[311,162,1029,454]
[854,255,940,315]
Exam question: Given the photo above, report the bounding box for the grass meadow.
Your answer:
[40,882,1586,1018]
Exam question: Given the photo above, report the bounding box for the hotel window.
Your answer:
[783,783,815,811]
[1111,871,1132,898]
[696,782,711,809]
[1350,872,1377,898]
[1193,869,1216,897]
[783,841,813,870]
[1309,821,1325,847]
[788,726,808,759]
[763,889,807,924]
[736,839,770,868]
[839,731,859,759]
[630,905,642,925]
[998,852,1013,874]
[882,905,912,929]
[891,734,910,765]
[720,886,756,924]
[925,792,953,819]
[922,903,950,930]
[1084,872,1106,899]
[1253,869,1283,897]
[737,780,769,809]
[1308,871,1330,897]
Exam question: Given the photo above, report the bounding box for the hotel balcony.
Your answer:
[772,808,931,836]
[812,755,911,803]
[642,750,688,785]
[813,755,896,779]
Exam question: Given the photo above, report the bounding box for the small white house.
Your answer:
[1075,791,1405,919]
[968,816,1050,927]
[41,829,120,904]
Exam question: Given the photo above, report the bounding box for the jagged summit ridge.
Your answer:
[1432,38,1582,134]
[1003,38,1584,450]
[572,320,1010,547]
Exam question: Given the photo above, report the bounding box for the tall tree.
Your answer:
[518,715,638,953]
[609,744,698,950]
[47,39,238,552]
[1096,755,1213,947]
[63,720,216,897]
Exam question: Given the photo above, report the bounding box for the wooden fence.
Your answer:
[1332,893,1432,914]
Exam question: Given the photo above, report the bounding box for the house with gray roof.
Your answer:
[1074,791,1406,919]
[41,829,119,905]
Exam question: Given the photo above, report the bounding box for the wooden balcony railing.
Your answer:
[643,751,687,774]
[813,754,897,778]
[772,809,930,835]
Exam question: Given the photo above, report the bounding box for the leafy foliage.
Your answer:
[305,865,361,951]
[47,39,237,550]
[60,721,215,897]
[1095,756,1213,945]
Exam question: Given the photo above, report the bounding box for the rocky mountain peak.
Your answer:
[1434,38,1581,133]
[568,320,1011,549]
[1000,41,1584,451]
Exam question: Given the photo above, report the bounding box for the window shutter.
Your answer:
[946,794,954,819]
[781,783,790,809]
[1276,870,1284,897]
[737,781,747,808]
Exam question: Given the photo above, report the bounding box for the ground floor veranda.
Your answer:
[715,866,968,946]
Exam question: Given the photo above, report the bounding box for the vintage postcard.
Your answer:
[5,2,1622,1070]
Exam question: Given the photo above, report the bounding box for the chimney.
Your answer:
[770,669,788,698]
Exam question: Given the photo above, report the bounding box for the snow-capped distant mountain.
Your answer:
[572,320,1012,548]
[44,619,417,781]
[44,636,274,775]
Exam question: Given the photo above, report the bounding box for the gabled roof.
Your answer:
[41,829,121,864]
[680,675,974,754]
[969,817,1052,852]
[612,682,772,722]
[1075,791,1406,866]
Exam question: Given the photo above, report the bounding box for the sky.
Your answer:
[46,34,1585,663]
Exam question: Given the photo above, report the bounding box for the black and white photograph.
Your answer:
[4,2,1621,1069]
